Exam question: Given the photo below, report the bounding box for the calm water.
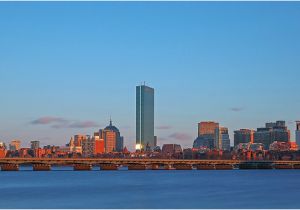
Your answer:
[1,167,300,209]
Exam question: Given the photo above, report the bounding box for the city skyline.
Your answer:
[1,2,300,150]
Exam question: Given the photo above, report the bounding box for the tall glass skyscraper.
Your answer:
[136,84,155,151]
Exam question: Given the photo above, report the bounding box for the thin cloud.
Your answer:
[156,125,172,130]
[31,116,99,129]
[169,132,192,141]
[230,107,244,112]
[31,116,68,125]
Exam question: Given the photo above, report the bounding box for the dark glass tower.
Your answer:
[136,84,155,150]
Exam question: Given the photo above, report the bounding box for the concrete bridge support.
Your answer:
[74,164,92,171]
[1,164,19,171]
[215,164,233,170]
[196,164,215,170]
[128,164,146,170]
[100,164,118,170]
[173,164,193,170]
[274,164,293,169]
[33,164,51,171]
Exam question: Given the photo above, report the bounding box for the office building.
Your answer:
[136,84,155,150]
[9,140,21,151]
[94,132,105,154]
[220,127,231,151]
[162,144,182,157]
[30,141,40,150]
[198,121,219,136]
[99,120,124,153]
[254,121,290,149]
[82,135,94,157]
[296,121,300,149]
[234,129,254,146]
[74,134,87,147]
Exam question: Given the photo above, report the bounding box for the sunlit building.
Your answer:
[9,140,21,151]
[74,134,87,147]
[136,84,155,151]
[94,132,105,154]
[296,121,300,149]
[99,120,124,153]
[198,121,219,136]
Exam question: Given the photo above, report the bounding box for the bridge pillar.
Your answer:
[151,164,160,170]
[173,164,193,170]
[164,164,173,170]
[128,164,146,170]
[1,164,19,171]
[33,164,51,171]
[293,164,300,169]
[196,164,215,170]
[274,164,293,169]
[100,164,118,170]
[74,164,92,171]
[215,164,233,170]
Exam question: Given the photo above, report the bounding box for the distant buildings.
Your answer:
[296,121,300,149]
[94,132,105,154]
[136,84,155,151]
[9,140,21,151]
[99,120,124,153]
[161,144,182,158]
[198,121,219,136]
[254,121,290,149]
[30,141,40,150]
[234,129,254,146]
[194,121,230,150]
[82,135,94,157]
[220,127,231,151]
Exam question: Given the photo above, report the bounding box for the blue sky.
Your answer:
[0,2,300,150]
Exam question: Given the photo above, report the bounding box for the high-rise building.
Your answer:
[82,135,94,157]
[254,121,290,149]
[94,132,105,154]
[136,84,155,150]
[193,121,231,150]
[99,120,124,153]
[198,121,219,136]
[219,127,230,151]
[30,141,40,150]
[234,129,254,146]
[74,134,87,147]
[296,121,300,149]
[9,140,21,151]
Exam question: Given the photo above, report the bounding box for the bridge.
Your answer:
[1,158,300,171]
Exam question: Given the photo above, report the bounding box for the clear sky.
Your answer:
[0,2,300,150]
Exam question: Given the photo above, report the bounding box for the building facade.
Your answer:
[30,141,40,150]
[99,120,124,153]
[234,129,254,147]
[296,121,300,149]
[136,84,155,150]
[254,121,290,149]
[82,135,94,157]
[9,140,21,151]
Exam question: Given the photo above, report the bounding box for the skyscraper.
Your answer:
[9,140,21,151]
[254,121,290,149]
[30,141,40,150]
[99,120,124,153]
[234,129,254,146]
[136,84,155,150]
[194,121,220,150]
[296,121,300,149]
